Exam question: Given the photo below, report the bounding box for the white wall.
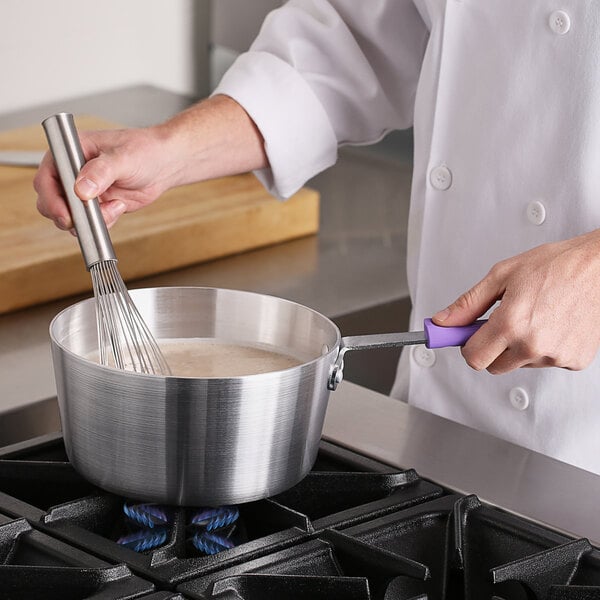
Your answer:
[0,0,207,115]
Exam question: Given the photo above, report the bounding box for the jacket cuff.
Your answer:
[213,50,338,199]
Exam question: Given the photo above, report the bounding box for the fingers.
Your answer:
[100,200,127,229]
[460,311,596,374]
[486,350,554,374]
[458,304,554,373]
[431,259,568,374]
[429,262,546,373]
[33,151,74,230]
[428,268,508,371]
[75,155,117,200]
[459,315,509,372]
[35,135,129,230]
[35,126,169,232]
[432,267,505,327]
[473,341,595,374]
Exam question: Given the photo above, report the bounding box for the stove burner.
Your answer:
[116,501,241,556]
[190,506,240,531]
[117,526,170,552]
[123,502,170,528]
[191,527,237,555]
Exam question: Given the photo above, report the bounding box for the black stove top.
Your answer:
[0,433,598,599]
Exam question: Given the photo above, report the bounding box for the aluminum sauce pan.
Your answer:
[49,286,341,506]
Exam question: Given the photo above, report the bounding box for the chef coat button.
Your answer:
[526,200,546,225]
[549,10,571,35]
[509,387,530,411]
[429,165,452,191]
[413,345,436,368]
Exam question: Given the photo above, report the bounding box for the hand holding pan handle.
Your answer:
[423,318,486,348]
[327,318,487,390]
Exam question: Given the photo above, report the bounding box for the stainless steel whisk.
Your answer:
[43,113,170,375]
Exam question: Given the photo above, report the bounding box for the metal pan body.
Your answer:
[49,286,340,506]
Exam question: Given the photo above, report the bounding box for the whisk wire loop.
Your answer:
[90,261,170,375]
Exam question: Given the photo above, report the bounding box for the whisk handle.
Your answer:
[42,113,116,269]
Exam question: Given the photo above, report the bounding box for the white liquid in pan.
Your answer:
[160,339,305,377]
[88,338,306,377]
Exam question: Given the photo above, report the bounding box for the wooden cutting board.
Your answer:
[0,116,319,314]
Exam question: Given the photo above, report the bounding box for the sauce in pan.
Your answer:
[159,339,304,377]
[89,338,305,377]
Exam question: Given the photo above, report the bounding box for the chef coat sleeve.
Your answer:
[213,0,428,199]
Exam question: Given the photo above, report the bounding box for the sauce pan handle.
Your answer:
[327,319,486,390]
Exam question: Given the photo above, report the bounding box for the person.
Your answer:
[34,1,600,473]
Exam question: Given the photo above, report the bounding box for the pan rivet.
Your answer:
[327,364,344,391]
[321,344,329,355]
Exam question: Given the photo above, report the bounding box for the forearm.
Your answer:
[155,94,269,188]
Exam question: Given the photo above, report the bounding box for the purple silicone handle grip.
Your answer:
[423,318,487,349]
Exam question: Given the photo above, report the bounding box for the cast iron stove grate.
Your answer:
[0,511,155,599]
[2,433,600,598]
[0,433,442,588]
[178,494,600,600]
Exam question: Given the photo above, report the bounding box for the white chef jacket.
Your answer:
[214,0,600,473]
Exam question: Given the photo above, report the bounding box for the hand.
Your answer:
[34,95,268,231]
[431,230,600,374]
[34,126,177,230]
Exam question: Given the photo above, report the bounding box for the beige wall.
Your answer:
[0,0,290,114]
[0,0,209,115]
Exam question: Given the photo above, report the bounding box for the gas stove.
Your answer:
[0,429,599,599]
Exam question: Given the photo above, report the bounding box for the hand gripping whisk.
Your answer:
[43,113,170,375]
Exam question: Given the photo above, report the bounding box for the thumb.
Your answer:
[74,156,118,201]
[432,274,503,326]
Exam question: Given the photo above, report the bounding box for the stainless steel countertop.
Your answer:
[0,85,411,413]
[324,381,600,546]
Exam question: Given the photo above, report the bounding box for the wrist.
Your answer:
[155,95,268,188]
[148,120,192,190]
